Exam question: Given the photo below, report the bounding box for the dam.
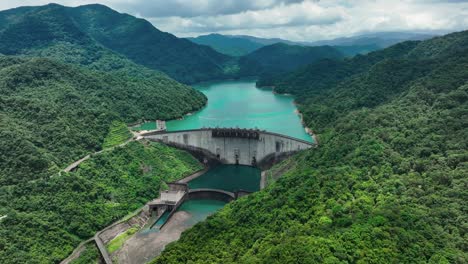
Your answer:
[86,80,317,264]
[143,128,315,167]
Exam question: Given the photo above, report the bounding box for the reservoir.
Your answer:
[167,80,313,142]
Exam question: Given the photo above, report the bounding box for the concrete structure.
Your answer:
[147,181,252,230]
[143,128,315,166]
[188,188,236,202]
[147,183,188,217]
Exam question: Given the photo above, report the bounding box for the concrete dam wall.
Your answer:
[144,128,315,166]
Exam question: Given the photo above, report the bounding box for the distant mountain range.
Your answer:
[0,3,437,84]
[238,43,344,80]
[187,34,265,56]
[188,32,435,57]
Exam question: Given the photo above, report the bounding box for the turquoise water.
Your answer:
[188,165,260,192]
[166,80,312,142]
[149,80,310,235]
[177,199,227,227]
[151,211,170,230]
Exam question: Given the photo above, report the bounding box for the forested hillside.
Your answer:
[187,34,264,56]
[0,141,203,263]
[239,43,343,82]
[154,31,468,263]
[257,40,419,89]
[0,56,205,185]
[0,4,232,84]
[0,55,206,263]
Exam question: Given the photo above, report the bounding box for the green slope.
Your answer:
[102,121,132,149]
[153,31,468,263]
[239,43,344,82]
[0,141,203,264]
[0,3,232,84]
[187,34,265,56]
[0,56,205,185]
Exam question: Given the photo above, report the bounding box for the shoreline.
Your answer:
[294,102,319,146]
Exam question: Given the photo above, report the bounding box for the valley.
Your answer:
[0,2,466,264]
[68,79,314,264]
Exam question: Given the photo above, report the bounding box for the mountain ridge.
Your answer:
[187,32,435,57]
[0,3,233,84]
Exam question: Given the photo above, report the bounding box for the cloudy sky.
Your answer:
[1,0,467,41]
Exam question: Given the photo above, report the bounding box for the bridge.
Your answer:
[147,182,250,230]
[143,128,315,167]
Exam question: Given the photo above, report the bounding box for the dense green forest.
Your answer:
[70,243,99,264]
[0,54,205,263]
[187,34,265,56]
[238,43,343,82]
[0,141,203,263]
[0,3,364,84]
[0,56,205,185]
[154,31,468,263]
[0,3,232,84]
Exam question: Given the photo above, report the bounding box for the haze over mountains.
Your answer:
[188,32,434,56]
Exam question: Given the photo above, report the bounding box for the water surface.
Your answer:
[167,80,312,142]
[188,165,260,192]
[177,199,227,227]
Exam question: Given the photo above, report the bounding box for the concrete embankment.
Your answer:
[61,166,209,264]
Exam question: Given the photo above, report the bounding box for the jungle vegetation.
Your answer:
[0,4,209,263]
[0,4,231,84]
[0,56,205,186]
[0,141,203,263]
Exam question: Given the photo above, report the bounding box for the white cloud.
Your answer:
[0,0,467,41]
[149,1,343,33]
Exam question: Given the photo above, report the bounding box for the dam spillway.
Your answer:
[143,128,315,167]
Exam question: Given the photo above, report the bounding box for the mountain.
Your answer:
[0,56,206,185]
[233,34,299,46]
[187,33,264,56]
[238,43,344,80]
[195,32,435,57]
[0,55,206,263]
[153,31,468,263]
[257,40,420,89]
[306,32,435,48]
[0,4,232,84]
